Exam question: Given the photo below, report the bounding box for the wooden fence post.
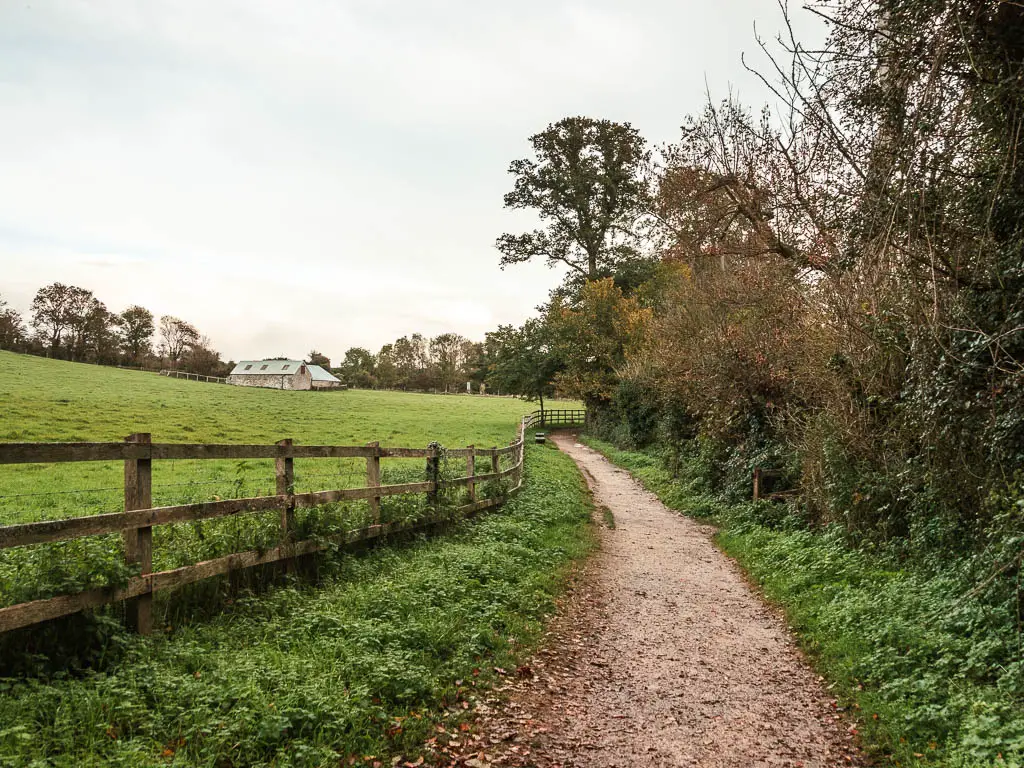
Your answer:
[426,445,440,507]
[276,440,295,573]
[123,433,152,635]
[276,439,295,533]
[366,441,381,523]
[466,445,475,503]
[753,467,762,501]
[511,438,519,486]
[491,447,500,478]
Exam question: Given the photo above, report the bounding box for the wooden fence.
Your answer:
[533,409,587,428]
[159,370,226,384]
[0,410,582,636]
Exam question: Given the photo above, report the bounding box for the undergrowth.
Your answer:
[0,443,595,767]
[580,435,1024,768]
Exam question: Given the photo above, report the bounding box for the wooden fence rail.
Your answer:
[0,409,579,636]
[533,409,587,428]
[159,370,226,384]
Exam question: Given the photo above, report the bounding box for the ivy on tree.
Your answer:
[496,116,650,283]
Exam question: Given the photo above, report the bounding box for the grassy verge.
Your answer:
[580,436,1024,768]
[0,442,595,767]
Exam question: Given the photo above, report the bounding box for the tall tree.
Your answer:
[306,350,331,368]
[72,298,115,363]
[496,116,650,284]
[461,339,488,391]
[0,295,23,349]
[117,305,155,364]
[0,295,25,351]
[487,319,564,410]
[159,316,199,367]
[391,336,417,389]
[184,335,224,377]
[430,333,469,393]
[340,347,375,388]
[30,283,91,357]
[375,344,398,389]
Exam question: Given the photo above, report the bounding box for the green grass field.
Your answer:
[0,351,596,766]
[0,441,595,767]
[0,351,578,608]
[0,350,577,517]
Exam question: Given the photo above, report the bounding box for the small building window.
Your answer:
[244,364,253,371]
[260,364,268,371]
[282,364,290,371]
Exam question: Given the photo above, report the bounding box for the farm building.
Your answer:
[307,365,344,390]
[227,359,312,390]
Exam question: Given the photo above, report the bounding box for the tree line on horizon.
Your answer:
[0,283,226,375]
[0,284,547,396]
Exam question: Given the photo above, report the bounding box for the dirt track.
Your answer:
[461,435,863,768]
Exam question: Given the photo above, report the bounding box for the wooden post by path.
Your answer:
[466,445,475,503]
[426,446,440,507]
[123,433,152,634]
[366,441,381,523]
[276,439,295,536]
[511,439,519,486]
[276,439,295,572]
[753,467,762,501]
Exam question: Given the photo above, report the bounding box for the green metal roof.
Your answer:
[229,360,306,376]
[306,365,341,382]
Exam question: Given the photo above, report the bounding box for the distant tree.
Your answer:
[410,333,429,371]
[430,333,469,393]
[159,315,199,367]
[30,283,91,357]
[73,298,116,363]
[59,295,113,362]
[0,295,25,351]
[391,336,418,389]
[375,344,398,389]
[462,340,488,390]
[117,305,155,364]
[307,350,331,368]
[496,116,651,286]
[488,319,564,410]
[184,335,224,377]
[340,347,375,388]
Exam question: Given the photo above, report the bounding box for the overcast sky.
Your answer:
[0,1,824,363]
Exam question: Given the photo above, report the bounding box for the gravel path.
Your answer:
[455,436,864,768]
